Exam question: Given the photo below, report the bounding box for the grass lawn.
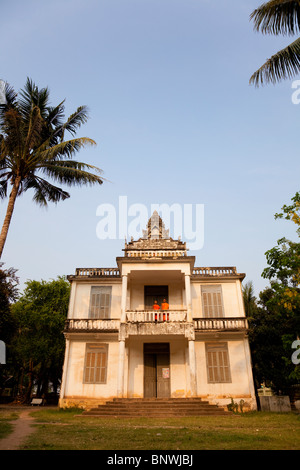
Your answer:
[0,409,19,440]
[11,408,300,450]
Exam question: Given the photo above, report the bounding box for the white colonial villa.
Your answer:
[59,212,256,413]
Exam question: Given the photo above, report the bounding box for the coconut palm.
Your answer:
[250,0,300,86]
[242,281,257,317]
[0,78,103,258]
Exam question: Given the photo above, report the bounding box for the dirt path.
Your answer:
[0,408,36,450]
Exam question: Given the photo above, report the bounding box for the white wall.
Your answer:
[69,282,122,319]
[191,280,245,318]
[64,338,120,399]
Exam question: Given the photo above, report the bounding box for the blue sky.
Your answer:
[1,0,300,296]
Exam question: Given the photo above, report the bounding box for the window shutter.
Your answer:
[89,287,112,319]
[205,343,231,383]
[83,344,108,384]
[201,285,224,317]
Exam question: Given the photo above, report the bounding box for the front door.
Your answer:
[144,343,170,398]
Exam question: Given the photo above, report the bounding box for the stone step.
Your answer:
[104,402,218,409]
[81,398,230,417]
[83,410,229,417]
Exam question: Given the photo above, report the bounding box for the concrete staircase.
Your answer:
[82,398,231,417]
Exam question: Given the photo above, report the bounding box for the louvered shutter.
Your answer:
[201,285,224,317]
[83,344,108,383]
[89,286,112,318]
[205,343,231,383]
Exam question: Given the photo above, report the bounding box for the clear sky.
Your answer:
[1,0,299,296]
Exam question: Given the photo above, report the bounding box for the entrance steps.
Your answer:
[82,398,231,417]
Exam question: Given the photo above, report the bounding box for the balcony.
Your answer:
[126,310,187,322]
[64,319,120,332]
[194,317,248,331]
[64,316,248,334]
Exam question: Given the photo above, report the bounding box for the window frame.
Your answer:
[83,343,108,384]
[201,284,224,318]
[205,342,232,384]
[89,286,112,319]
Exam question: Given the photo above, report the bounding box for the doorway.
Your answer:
[144,286,168,310]
[144,343,170,398]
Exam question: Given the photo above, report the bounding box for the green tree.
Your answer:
[0,263,19,396]
[247,287,298,393]
[259,194,300,387]
[0,78,104,257]
[242,281,257,317]
[250,0,300,86]
[10,276,70,402]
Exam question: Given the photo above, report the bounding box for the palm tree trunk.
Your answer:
[0,176,21,258]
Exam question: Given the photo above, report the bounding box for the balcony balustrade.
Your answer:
[64,316,248,332]
[65,318,120,332]
[194,317,248,331]
[126,310,187,322]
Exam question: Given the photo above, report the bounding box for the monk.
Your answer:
[161,298,169,321]
[152,300,160,321]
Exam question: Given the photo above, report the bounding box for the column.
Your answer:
[188,339,197,397]
[120,274,128,322]
[117,339,126,398]
[59,338,70,405]
[118,274,128,397]
[185,274,192,322]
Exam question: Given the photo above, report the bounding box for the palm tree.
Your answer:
[0,78,103,258]
[250,0,300,86]
[242,281,257,317]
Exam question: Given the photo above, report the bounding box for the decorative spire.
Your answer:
[142,211,170,240]
[123,211,187,258]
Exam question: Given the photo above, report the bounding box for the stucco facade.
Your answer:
[59,212,257,410]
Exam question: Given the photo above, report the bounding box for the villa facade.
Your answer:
[59,212,256,411]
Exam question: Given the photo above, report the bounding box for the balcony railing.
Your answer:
[192,267,237,276]
[64,316,248,332]
[74,268,120,277]
[64,319,120,332]
[194,317,248,331]
[127,310,187,322]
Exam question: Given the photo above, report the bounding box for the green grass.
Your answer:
[0,409,19,440]
[15,408,300,450]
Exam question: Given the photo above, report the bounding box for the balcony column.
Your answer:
[188,339,197,397]
[117,339,126,397]
[185,274,192,322]
[120,274,128,322]
[118,274,128,397]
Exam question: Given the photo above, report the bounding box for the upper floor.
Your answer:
[64,212,247,335]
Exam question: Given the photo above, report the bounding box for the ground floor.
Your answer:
[59,334,257,410]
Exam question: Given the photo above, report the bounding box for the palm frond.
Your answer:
[1,108,24,159]
[250,0,300,36]
[22,174,70,206]
[54,105,90,141]
[250,35,300,85]
[19,78,50,121]
[0,180,7,198]
[38,160,104,187]
[30,137,96,166]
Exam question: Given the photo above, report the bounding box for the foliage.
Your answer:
[0,78,104,257]
[245,193,300,392]
[0,262,19,343]
[249,0,300,86]
[9,276,70,402]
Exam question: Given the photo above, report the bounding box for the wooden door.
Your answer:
[144,344,170,398]
[144,353,157,398]
[156,353,170,398]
